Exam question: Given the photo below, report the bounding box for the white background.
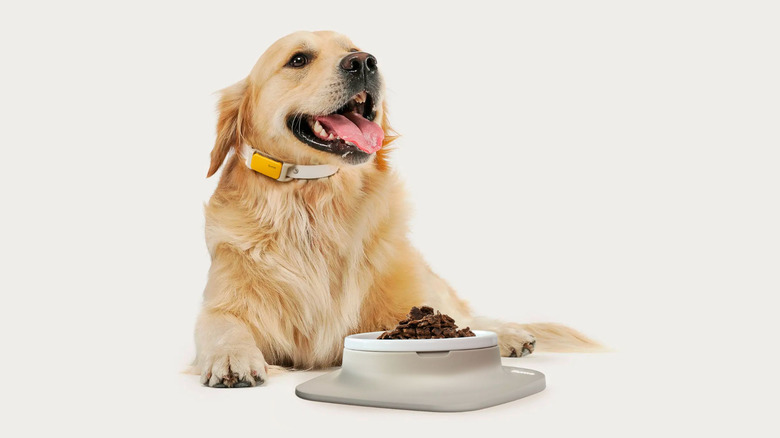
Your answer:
[1,0,778,436]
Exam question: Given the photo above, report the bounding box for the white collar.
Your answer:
[241,145,339,182]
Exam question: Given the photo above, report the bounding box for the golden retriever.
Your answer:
[195,31,601,388]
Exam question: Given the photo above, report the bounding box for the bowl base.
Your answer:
[295,346,545,412]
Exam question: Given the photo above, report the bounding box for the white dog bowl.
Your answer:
[295,330,546,412]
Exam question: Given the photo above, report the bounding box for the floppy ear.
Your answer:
[207,78,249,178]
[374,100,398,172]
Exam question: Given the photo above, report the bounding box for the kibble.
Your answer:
[377,306,476,339]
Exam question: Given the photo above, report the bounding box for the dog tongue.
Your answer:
[316,113,384,153]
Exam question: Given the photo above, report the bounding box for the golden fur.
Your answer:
[194,31,602,387]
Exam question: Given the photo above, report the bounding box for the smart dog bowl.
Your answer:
[295,330,546,412]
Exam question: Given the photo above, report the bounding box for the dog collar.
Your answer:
[241,145,338,182]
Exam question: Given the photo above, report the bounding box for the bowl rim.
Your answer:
[343,330,497,352]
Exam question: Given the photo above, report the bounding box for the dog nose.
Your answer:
[340,52,377,73]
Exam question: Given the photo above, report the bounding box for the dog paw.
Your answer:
[495,323,536,357]
[199,346,268,388]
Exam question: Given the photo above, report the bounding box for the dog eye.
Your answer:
[287,53,309,68]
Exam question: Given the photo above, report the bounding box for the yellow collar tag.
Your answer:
[249,153,283,180]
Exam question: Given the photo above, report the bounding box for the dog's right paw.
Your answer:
[199,346,268,388]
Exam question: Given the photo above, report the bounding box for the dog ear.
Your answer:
[374,100,398,172]
[207,78,249,178]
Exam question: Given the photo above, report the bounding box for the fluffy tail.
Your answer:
[521,322,608,353]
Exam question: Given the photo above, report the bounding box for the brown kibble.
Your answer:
[377,306,477,340]
[416,327,431,337]
[408,307,424,320]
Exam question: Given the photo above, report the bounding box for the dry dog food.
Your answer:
[377,306,476,339]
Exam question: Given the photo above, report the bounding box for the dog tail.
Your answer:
[521,322,608,353]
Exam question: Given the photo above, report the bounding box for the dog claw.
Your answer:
[521,340,535,357]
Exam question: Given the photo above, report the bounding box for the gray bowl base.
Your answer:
[295,345,546,412]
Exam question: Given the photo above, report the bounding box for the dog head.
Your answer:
[207,31,395,178]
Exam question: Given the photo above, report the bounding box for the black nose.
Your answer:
[340,52,377,73]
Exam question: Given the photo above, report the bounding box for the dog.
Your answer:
[195,31,601,388]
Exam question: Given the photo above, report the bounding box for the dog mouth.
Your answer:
[287,91,384,163]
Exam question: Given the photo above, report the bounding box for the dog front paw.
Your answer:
[199,345,268,388]
[495,323,536,357]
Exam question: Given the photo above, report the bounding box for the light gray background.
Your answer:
[1,0,778,436]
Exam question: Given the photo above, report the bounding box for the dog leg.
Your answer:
[195,311,268,388]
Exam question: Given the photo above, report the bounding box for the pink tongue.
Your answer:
[315,113,384,153]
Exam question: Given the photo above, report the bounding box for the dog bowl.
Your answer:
[295,330,545,412]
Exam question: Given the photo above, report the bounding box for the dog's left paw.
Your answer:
[199,345,268,388]
[494,323,536,357]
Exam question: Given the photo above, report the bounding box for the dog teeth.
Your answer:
[354,91,366,104]
[328,133,334,140]
[311,120,333,140]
